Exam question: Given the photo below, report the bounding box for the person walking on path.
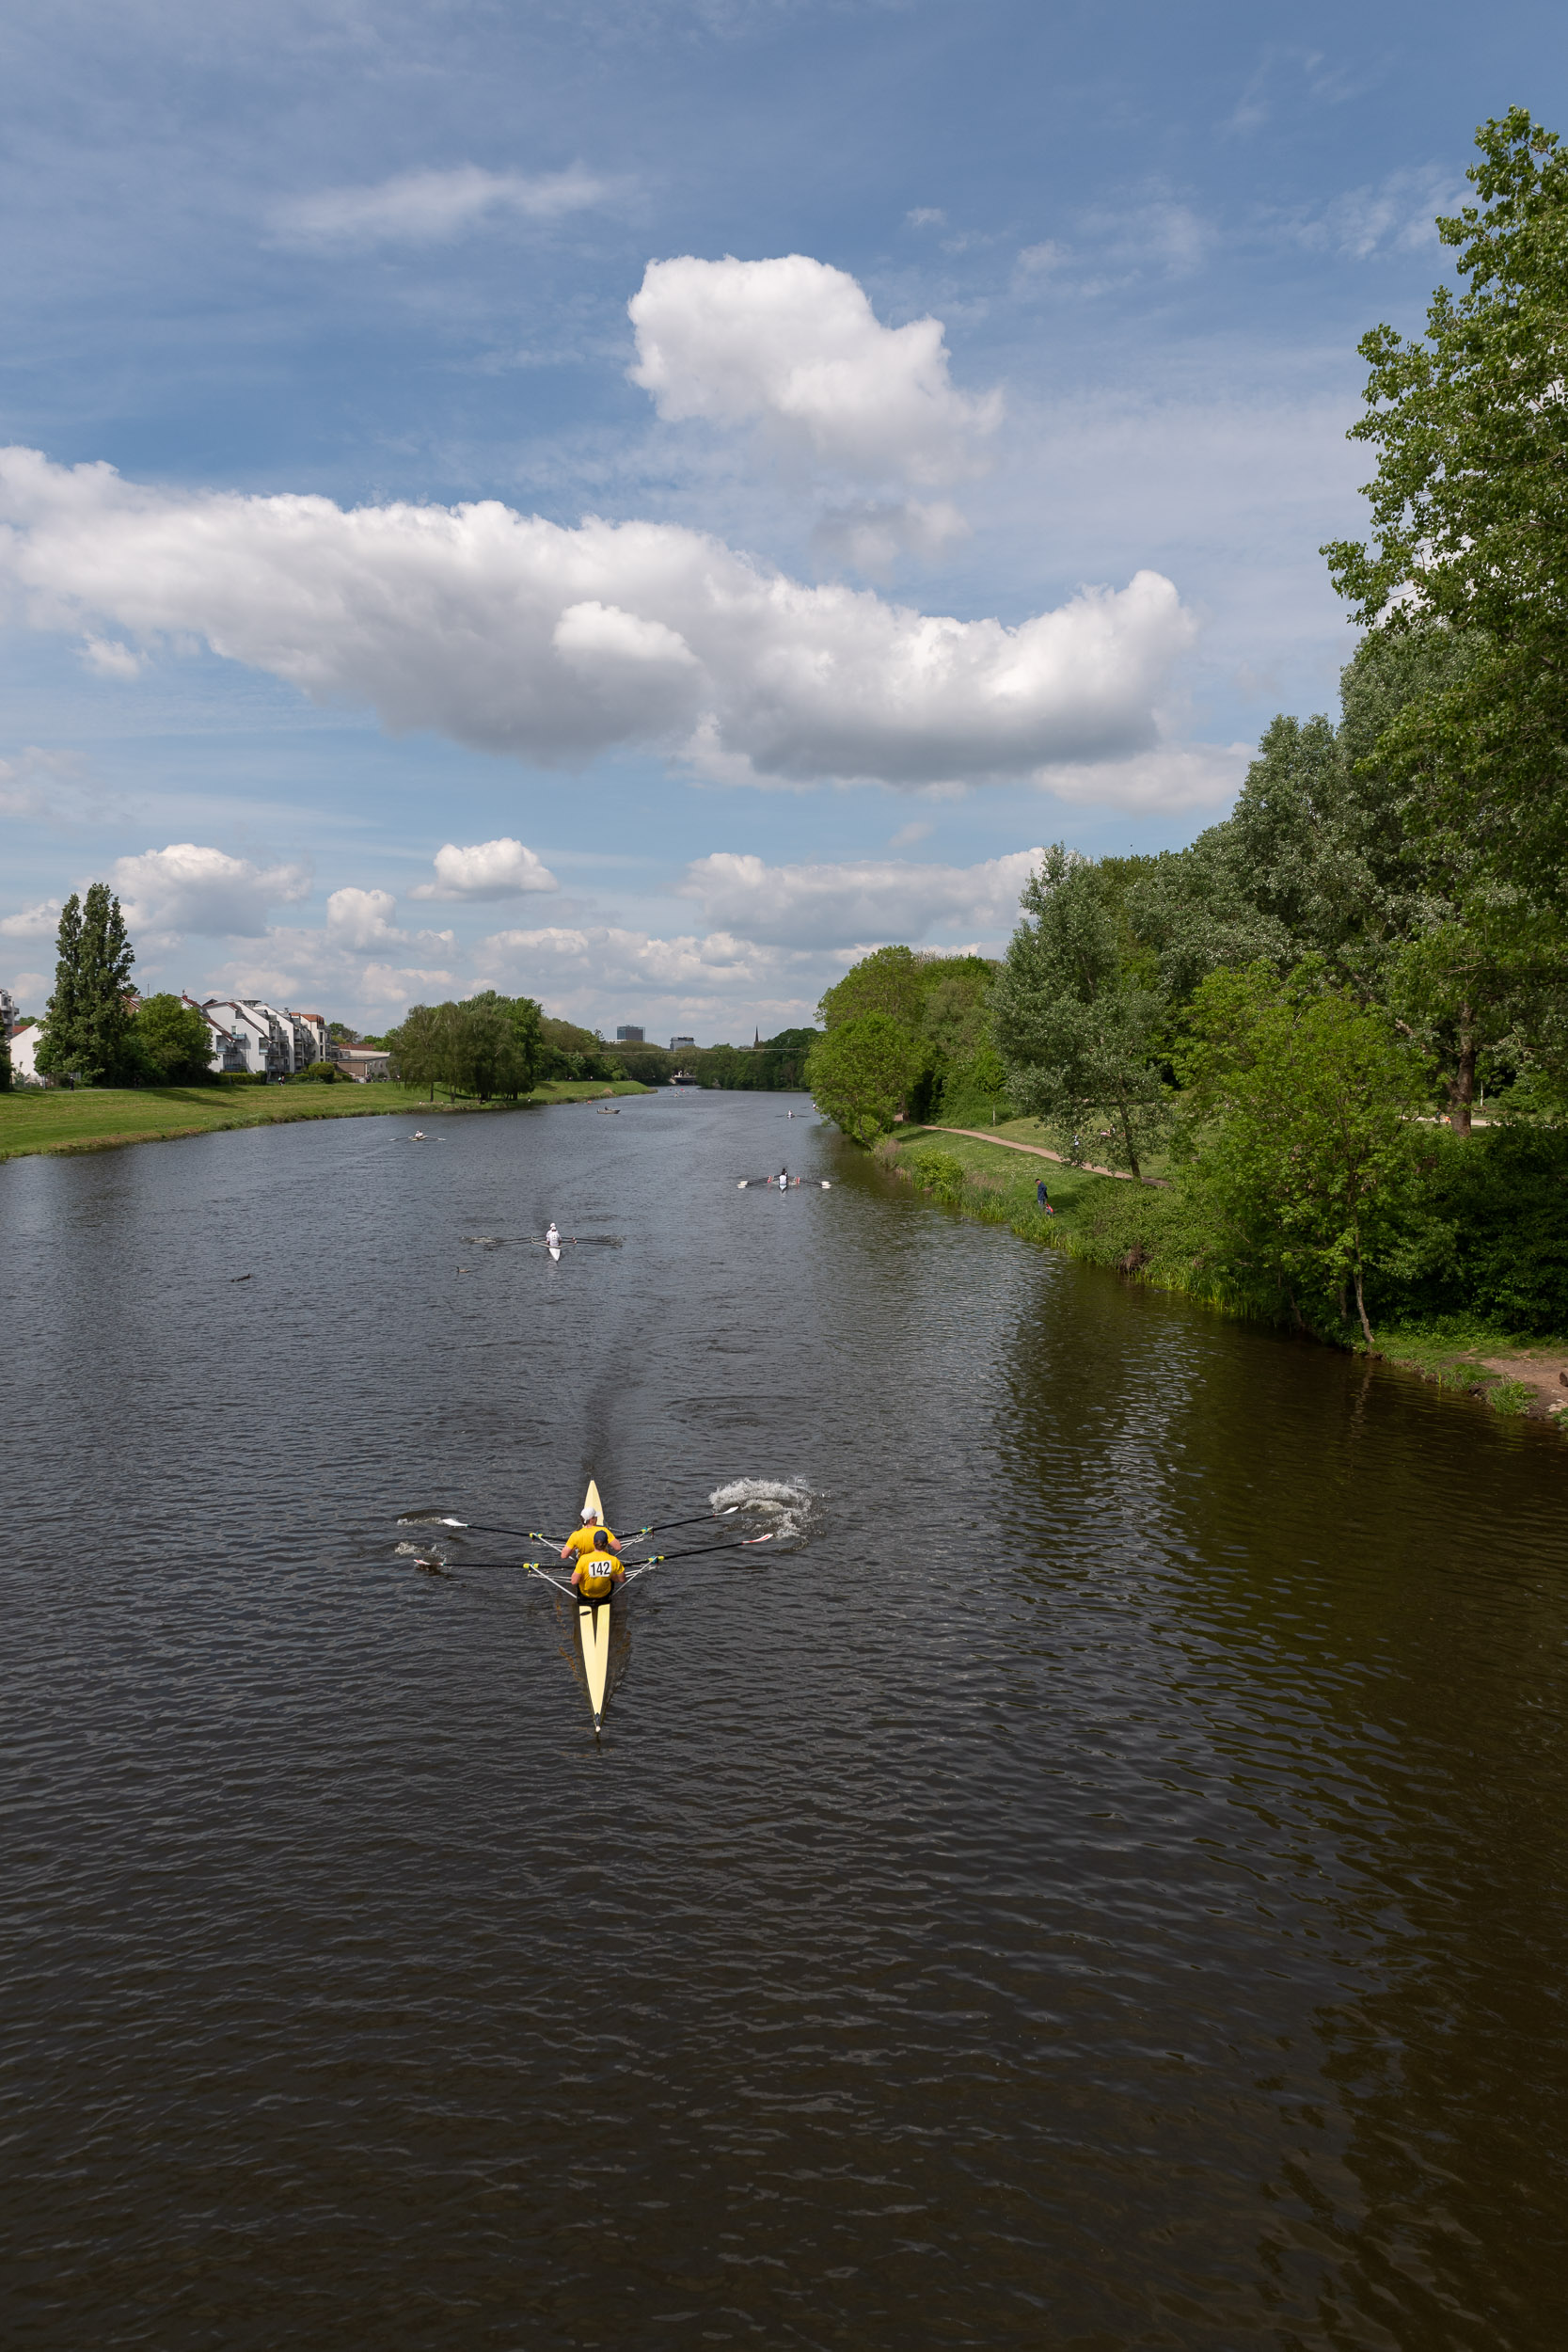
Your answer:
[1036,1177,1054,1216]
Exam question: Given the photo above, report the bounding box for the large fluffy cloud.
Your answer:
[110,843,311,937]
[272,164,612,248]
[0,448,1195,787]
[408,837,559,900]
[628,254,1001,485]
[679,849,1046,949]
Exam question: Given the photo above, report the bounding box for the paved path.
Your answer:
[920,1125,1168,1186]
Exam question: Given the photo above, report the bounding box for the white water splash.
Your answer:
[708,1476,817,1542]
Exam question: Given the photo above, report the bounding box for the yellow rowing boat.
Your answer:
[578,1476,613,1740]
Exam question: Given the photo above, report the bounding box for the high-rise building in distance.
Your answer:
[615,1025,644,1043]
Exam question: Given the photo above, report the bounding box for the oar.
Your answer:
[434,1534,775,1582]
[623,1533,776,1581]
[622,1506,742,1543]
[409,1553,579,1597]
[399,1513,567,1543]
[402,1504,743,1546]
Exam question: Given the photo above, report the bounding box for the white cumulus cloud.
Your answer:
[1036,739,1252,813]
[272,164,613,248]
[679,849,1046,949]
[110,843,311,937]
[0,898,59,939]
[408,837,560,901]
[325,886,406,951]
[0,448,1196,788]
[627,254,1001,485]
[325,886,455,954]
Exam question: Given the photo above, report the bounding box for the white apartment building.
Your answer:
[197,998,331,1076]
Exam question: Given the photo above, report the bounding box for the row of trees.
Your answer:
[806,112,1568,1342]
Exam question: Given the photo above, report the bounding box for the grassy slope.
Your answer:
[929,1110,1178,1183]
[0,1078,654,1161]
[886,1126,1568,1422]
[888,1125,1236,1301]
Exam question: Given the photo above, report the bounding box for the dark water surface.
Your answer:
[6,1090,1567,2350]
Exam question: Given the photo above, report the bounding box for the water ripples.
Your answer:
[5,1092,1568,2348]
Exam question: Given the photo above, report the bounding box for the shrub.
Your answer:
[907,1150,968,1204]
[298,1059,340,1083]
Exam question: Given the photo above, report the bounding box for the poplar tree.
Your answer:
[37,886,136,1085]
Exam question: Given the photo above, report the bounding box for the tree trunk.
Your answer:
[1118,1103,1141,1182]
[1352,1261,1375,1349]
[1449,1006,1476,1139]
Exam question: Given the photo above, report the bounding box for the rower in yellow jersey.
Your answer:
[560,1501,623,1589]
[567,1525,624,1598]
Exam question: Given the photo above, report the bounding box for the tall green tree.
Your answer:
[1179,965,1425,1344]
[36,885,135,1084]
[805,1012,918,1147]
[991,846,1170,1179]
[1323,108,1568,901]
[386,1003,447,1101]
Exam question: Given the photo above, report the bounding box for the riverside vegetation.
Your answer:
[808,112,1568,1408]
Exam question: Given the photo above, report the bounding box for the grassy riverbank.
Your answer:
[0,1077,654,1161]
[886,1125,1568,1422]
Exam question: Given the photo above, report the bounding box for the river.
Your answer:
[6,1088,1566,2349]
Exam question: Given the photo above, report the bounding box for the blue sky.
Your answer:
[2,0,1562,1039]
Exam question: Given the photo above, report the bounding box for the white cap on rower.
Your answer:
[581,1506,599,1521]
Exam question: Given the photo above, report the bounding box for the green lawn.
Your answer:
[0,1077,655,1160]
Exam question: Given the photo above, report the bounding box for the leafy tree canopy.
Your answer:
[805,1012,919,1147]
[1177,963,1427,1344]
[992,846,1170,1178]
[1323,108,1568,898]
[131,993,215,1085]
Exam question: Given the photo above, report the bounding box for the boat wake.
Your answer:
[708,1476,817,1544]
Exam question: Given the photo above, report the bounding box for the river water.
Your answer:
[6,1089,1566,2350]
